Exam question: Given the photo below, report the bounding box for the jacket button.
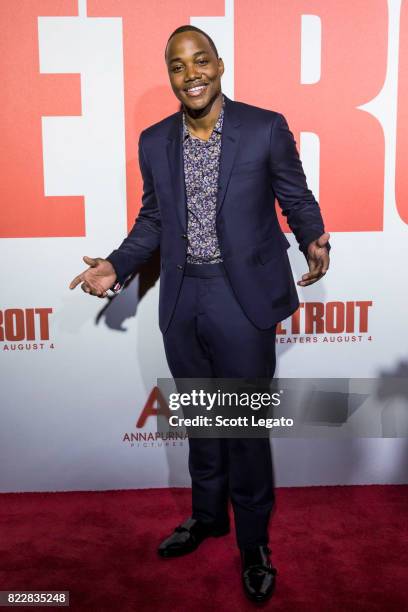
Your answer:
[177,264,183,270]
[181,234,187,239]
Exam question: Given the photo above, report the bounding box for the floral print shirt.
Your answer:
[182,95,225,264]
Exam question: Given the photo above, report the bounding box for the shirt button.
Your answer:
[181,234,187,239]
[177,265,183,270]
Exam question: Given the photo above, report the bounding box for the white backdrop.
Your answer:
[1,0,408,492]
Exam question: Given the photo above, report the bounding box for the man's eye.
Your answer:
[172,65,183,72]
[197,59,208,65]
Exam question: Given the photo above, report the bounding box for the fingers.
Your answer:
[81,281,107,297]
[69,256,99,291]
[303,241,330,285]
[298,258,325,286]
[320,249,330,275]
[70,270,97,291]
[317,231,330,247]
[69,274,83,290]
[307,233,329,257]
[297,271,322,286]
[83,255,98,267]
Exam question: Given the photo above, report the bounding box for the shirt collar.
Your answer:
[182,93,225,141]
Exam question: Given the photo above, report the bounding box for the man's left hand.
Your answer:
[297,232,330,287]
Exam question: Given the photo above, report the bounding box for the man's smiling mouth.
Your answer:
[184,84,208,97]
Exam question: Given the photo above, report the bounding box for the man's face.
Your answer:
[165,31,224,112]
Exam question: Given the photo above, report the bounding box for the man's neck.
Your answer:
[183,92,223,140]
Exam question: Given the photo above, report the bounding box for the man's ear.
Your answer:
[218,57,225,77]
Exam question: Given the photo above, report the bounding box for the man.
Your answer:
[69,25,330,603]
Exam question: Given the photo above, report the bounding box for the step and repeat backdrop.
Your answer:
[1,0,408,492]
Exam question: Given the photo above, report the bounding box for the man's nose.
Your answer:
[184,63,201,81]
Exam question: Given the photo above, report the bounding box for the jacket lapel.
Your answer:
[166,111,187,231]
[216,95,241,215]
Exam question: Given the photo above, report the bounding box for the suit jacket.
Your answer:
[106,94,329,333]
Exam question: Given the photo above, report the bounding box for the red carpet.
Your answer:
[0,485,407,611]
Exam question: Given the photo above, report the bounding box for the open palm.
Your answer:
[69,256,117,298]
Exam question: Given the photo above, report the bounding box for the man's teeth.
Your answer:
[186,85,207,94]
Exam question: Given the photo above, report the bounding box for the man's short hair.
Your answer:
[165,25,219,60]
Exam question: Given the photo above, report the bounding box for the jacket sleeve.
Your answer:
[105,131,161,285]
[269,112,330,257]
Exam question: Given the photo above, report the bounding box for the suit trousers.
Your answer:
[162,262,277,548]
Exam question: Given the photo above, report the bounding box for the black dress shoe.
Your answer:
[158,517,230,558]
[240,545,277,603]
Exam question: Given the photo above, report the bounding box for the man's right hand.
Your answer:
[69,256,117,298]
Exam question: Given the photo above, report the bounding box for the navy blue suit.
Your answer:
[107,94,328,333]
[107,94,329,548]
